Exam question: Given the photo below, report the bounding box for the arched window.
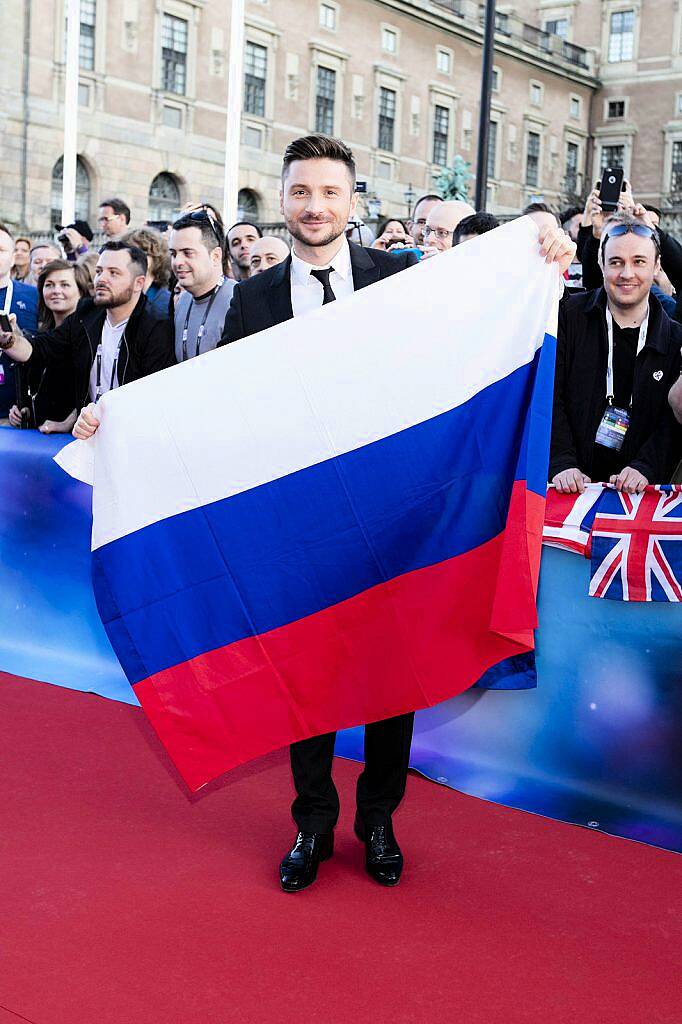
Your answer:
[148,173,181,222]
[237,188,260,221]
[50,156,91,227]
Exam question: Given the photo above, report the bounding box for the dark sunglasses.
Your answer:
[187,208,224,250]
[601,222,660,255]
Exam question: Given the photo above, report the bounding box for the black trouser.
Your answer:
[289,712,415,833]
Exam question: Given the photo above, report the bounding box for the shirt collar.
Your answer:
[291,237,352,285]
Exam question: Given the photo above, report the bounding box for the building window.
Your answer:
[148,172,181,221]
[487,121,498,180]
[545,18,568,38]
[601,144,625,169]
[378,86,396,151]
[238,188,260,220]
[526,131,540,187]
[671,142,682,194]
[491,68,500,93]
[432,105,449,165]
[607,99,626,119]
[315,66,336,135]
[565,141,579,195]
[50,156,91,227]
[382,27,397,54]
[161,14,188,95]
[570,96,581,119]
[244,41,267,117]
[319,3,336,30]
[530,82,543,107]
[437,49,451,74]
[677,94,682,116]
[162,105,183,128]
[608,10,635,63]
[79,0,96,69]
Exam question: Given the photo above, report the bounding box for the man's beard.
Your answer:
[287,219,345,248]
[94,283,135,308]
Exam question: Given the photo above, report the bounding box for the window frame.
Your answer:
[161,11,189,96]
[243,39,268,118]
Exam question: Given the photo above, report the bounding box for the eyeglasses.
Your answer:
[601,222,660,254]
[187,208,224,250]
[423,225,453,241]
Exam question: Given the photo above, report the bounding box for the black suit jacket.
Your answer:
[219,242,418,344]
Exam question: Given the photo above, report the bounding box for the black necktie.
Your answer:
[310,268,337,305]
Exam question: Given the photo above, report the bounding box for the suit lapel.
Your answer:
[349,242,380,292]
[267,255,294,325]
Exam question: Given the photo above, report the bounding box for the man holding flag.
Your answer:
[53,135,575,895]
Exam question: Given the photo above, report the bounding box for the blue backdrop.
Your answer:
[2,427,681,853]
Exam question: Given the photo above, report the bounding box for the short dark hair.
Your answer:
[98,240,148,277]
[600,211,661,260]
[99,197,131,224]
[0,222,14,242]
[171,212,225,252]
[411,194,442,219]
[227,221,263,240]
[282,134,356,186]
[560,205,582,226]
[454,212,500,244]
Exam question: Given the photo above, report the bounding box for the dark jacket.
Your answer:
[550,288,682,483]
[27,293,175,412]
[219,242,418,343]
[578,224,682,321]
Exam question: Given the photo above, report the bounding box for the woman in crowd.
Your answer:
[11,237,32,281]
[9,259,89,433]
[371,217,414,251]
[123,226,172,313]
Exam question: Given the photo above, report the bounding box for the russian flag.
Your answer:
[57,217,560,791]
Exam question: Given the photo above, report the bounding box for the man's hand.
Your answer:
[609,467,648,493]
[537,219,577,275]
[8,405,29,428]
[583,188,605,239]
[552,468,592,494]
[419,245,439,260]
[73,403,101,440]
[631,203,658,231]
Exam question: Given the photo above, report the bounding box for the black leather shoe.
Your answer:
[279,831,334,892]
[354,817,403,887]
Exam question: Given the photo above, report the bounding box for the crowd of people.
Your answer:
[1,130,681,894]
[1,132,681,492]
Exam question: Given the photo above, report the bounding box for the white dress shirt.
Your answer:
[290,237,355,317]
[89,314,128,402]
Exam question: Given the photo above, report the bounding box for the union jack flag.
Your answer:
[589,486,682,602]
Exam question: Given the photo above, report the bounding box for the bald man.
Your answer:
[249,235,290,276]
[422,200,476,258]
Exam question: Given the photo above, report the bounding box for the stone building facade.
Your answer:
[4,0,679,230]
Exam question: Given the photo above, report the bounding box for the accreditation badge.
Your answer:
[595,405,630,451]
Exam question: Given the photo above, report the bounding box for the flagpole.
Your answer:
[61,0,80,226]
[474,0,496,212]
[222,0,245,229]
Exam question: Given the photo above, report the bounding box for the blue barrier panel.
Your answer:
[2,426,681,851]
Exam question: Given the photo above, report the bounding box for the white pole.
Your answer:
[62,0,80,225]
[222,0,245,228]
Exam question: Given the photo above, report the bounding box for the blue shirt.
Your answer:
[651,284,677,319]
[0,279,39,417]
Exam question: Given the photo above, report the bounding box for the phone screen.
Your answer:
[0,313,12,333]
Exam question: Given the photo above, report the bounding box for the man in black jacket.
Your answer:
[220,134,418,893]
[551,213,682,494]
[0,242,175,438]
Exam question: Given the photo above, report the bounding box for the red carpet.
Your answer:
[2,671,681,1024]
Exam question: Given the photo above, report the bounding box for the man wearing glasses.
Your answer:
[420,200,476,258]
[168,210,235,363]
[98,198,131,241]
[550,211,682,495]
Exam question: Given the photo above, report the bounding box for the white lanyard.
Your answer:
[605,306,649,406]
[181,277,224,361]
[1,278,13,316]
[94,321,127,401]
